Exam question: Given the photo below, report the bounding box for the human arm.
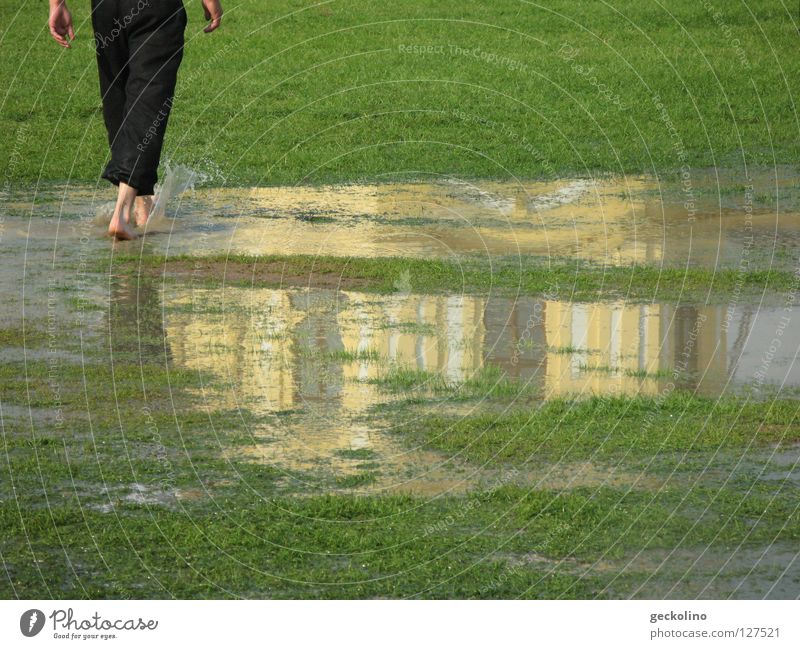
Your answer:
[202,0,223,33]
[48,0,75,48]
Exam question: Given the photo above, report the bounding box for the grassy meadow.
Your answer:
[1,0,799,185]
[2,1,800,599]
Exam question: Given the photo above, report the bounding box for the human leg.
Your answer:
[107,182,138,240]
[116,0,187,197]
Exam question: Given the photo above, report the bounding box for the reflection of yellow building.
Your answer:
[541,302,728,396]
[161,284,747,486]
[156,175,800,271]
[184,178,670,264]
[165,286,735,410]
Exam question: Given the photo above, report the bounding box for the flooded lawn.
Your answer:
[159,284,798,485]
[3,166,800,269]
[2,170,800,599]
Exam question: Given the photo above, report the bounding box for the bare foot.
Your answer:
[108,215,138,240]
[134,196,153,228]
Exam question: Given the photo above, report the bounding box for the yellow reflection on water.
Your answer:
[163,287,767,408]
[174,176,798,267]
[159,285,792,492]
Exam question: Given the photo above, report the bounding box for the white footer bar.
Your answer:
[1,600,797,648]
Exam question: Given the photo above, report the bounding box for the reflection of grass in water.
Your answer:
[375,320,438,336]
[577,363,618,375]
[335,448,378,460]
[623,367,674,379]
[296,346,382,362]
[547,345,601,355]
[578,363,674,380]
[372,364,533,400]
[335,472,378,488]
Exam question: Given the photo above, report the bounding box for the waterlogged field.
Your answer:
[2,0,800,600]
[1,170,800,598]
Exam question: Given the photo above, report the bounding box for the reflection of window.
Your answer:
[638,305,649,373]
[446,295,465,382]
[570,304,589,379]
[609,307,622,372]
[415,298,427,370]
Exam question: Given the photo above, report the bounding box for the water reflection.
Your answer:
[109,273,170,363]
[168,176,800,268]
[4,170,799,269]
[157,285,799,491]
[165,286,797,402]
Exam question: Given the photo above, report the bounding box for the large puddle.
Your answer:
[2,166,799,268]
[3,170,799,494]
[143,281,797,492]
[162,285,799,405]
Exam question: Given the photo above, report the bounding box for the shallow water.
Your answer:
[147,283,799,492]
[162,285,799,402]
[2,171,800,495]
[3,167,800,268]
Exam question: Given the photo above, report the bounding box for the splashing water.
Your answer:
[150,163,202,220]
[93,162,206,225]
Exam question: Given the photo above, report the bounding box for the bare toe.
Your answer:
[108,221,138,241]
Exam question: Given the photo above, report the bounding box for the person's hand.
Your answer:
[48,1,75,48]
[201,0,223,33]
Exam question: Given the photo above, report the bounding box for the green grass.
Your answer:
[334,448,379,460]
[372,364,532,400]
[2,1,798,185]
[547,345,600,356]
[3,482,799,598]
[297,346,382,362]
[376,321,438,336]
[334,471,379,488]
[109,252,796,302]
[3,320,800,598]
[395,391,800,464]
[576,363,673,379]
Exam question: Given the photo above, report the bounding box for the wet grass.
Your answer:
[334,448,378,461]
[3,478,799,598]
[547,345,601,355]
[375,321,439,336]
[108,252,796,303]
[393,391,800,464]
[318,347,382,363]
[576,363,675,380]
[2,1,799,185]
[3,322,800,598]
[334,471,379,488]
[371,364,531,401]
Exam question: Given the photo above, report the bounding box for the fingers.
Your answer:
[67,24,76,41]
[203,1,223,33]
[49,24,70,48]
[204,17,221,33]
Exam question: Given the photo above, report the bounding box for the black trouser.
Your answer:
[91,0,186,196]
